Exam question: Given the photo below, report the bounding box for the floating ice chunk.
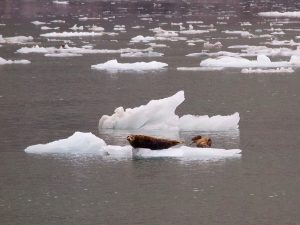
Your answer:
[17,45,55,53]
[187,51,239,57]
[114,25,126,31]
[0,35,33,44]
[31,21,47,25]
[99,91,184,130]
[24,132,241,161]
[179,113,239,131]
[263,40,300,46]
[121,51,163,57]
[70,24,83,31]
[241,67,294,73]
[180,29,209,35]
[53,0,69,4]
[40,31,103,37]
[223,30,254,38]
[89,25,104,31]
[132,25,144,29]
[41,26,60,30]
[203,41,223,50]
[91,59,168,71]
[130,35,156,43]
[24,131,132,158]
[187,21,204,24]
[200,55,296,68]
[78,17,101,21]
[151,27,178,37]
[147,43,169,48]
[228,45,252,49]
[258,11,300,18]
[241,22,252,26]
[50,20,66,23]
[134,147,241,160]
[0,57,30,65]
[17,45,153,55]
[45,53,82,57]
[99,91,239,131]
[177,67,224,71]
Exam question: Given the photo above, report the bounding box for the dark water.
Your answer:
[0,0,300,224]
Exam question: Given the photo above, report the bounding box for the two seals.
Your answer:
[127,134,212,150]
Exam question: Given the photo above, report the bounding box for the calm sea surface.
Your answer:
[0,0,299,224]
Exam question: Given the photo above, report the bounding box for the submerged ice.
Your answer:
[99,91,239,131]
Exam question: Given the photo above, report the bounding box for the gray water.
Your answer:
[0,0,300,224]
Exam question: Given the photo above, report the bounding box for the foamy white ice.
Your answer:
[91,59,168,71]
[99,91,239,131]
[24,132,241,160]
[53,0,69,4]
[241,67,294,73]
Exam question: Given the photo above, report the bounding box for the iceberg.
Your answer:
[91,59,168,71]
[99,91,239,131]
[24,132,241,160]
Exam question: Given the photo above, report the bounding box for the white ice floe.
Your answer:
[31,21,47,25]
[91,59,168,71]
[147,43,169,48]
[99,91,239,131]
[203,41,223,50]
[177,67,225,71]
[78,17,101,21]
[53,0,69,4]
[134,147,241,160]
[45,53,82,57]
[263,40,300,46]
[223,30,254,38]
[258,11,300,18]
[121,51,163,57]
[17,44,153,55]
[70,24,84,31]
[24,132,132,157]
[40,31,103,37]
[130,35,156,43]
[114,25,126,31]
[89,25,104,32]
[151,27,178,37]
[24,132,241,160]
[0,35,33,44]
[200,55,300,68]
[180,29,209,35]
[241,67,294,73]
[41,26,60,30]
[0,57,30,65]
[50,20,66,23]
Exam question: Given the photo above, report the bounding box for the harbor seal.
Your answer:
[191,135,212,148]
[127,134,182,150]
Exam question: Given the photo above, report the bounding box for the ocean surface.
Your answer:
[0,0,299,224]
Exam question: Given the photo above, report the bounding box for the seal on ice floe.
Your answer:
[127,135,183,150]
[191,135,212,148]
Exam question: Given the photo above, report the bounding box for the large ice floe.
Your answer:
[40,31,103,37]
[24,132,241,161]
[99,91,239,131]
[258,11,300,18]
[0,35,33,44]
[17,45,155,57]
[0,57,30,65]
[91,59,168,71]
[199,55,300,68]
